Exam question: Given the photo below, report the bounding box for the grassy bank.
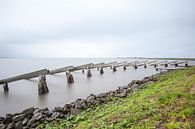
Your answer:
[38,67,195,129]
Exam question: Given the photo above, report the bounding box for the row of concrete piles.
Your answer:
[41,61,189,92]
[156,61,188,69]
[3,74,50,95]
[1,61,188,95]
[67,64,117,84]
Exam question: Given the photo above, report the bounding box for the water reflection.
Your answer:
[37,93,49,107]
[3,91,9,97]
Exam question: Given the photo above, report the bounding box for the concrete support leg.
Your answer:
[123,65,126,70]
[154,64,157,68]
[87,68,92,77]
[100,67,104,74]
[3,83,9,92]
[134,65,138,69]
[66,71,74,84]
[112,65,117,72]
[82,69,84,74]
[97,67,99,71]
[38,75,49,94]
[144,64,147,69]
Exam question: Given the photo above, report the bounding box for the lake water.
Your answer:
[0,58,194,116]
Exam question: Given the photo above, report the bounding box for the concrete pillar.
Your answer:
[112,65,117,72]
[165,63,168,67]
[38,75,49,94]
[175,63,178,67]
[87,68,92,77]
[100,67,104,74]
[144,64,147,69]
[66,71,74,84]
[134,63,137,69]
[82,69,84,74]
[3,83,9,92]
[185,62,188,67]
[123,65,126,70]
[97,67,99,71]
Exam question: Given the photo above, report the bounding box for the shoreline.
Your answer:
[43,66,195,129]
[0,71,161,129]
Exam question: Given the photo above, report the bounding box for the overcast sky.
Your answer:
[0,0,195,58]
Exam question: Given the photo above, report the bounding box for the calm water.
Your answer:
[0,58,194,116]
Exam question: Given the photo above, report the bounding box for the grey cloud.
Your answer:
[0,0,195,57]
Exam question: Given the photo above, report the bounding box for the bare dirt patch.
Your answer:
[189,85,195,94]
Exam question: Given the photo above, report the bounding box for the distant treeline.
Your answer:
[118,57,195,61]
[144,58,195,61]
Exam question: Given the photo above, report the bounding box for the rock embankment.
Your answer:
[0,74,159,129]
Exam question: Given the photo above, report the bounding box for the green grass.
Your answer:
[38,67,195,129]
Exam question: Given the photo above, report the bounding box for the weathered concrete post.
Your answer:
[123,65,126,70]
[174,63,178,67]
[87,67,92,77]
[112,65,117,72]
[43,77,49,93]
[38,75,49,94]
[165,63,168,67]
[134,63,137,69]
[82,69,84,74]
[3,83,9,92]
[100,66,104,74]
[144,64,147,69]
[66,71,74,84]
[185,62,188,67]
